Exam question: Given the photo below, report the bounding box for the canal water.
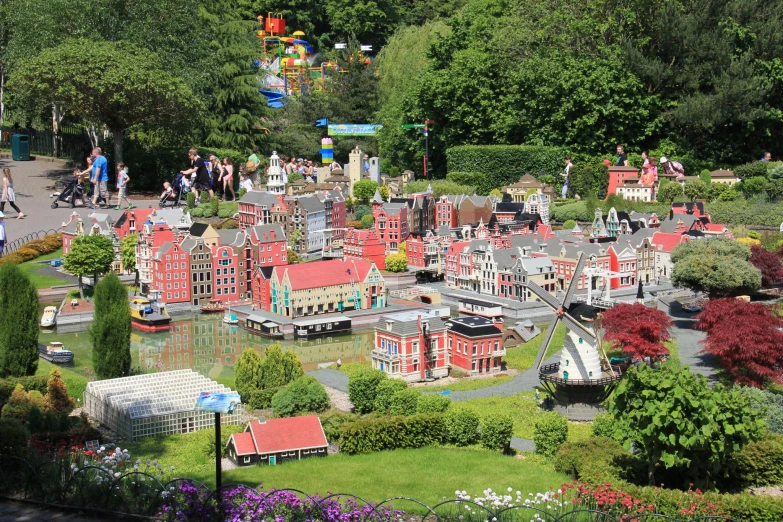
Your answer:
[39,313,374,385]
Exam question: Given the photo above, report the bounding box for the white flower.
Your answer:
[114,472,121,478]
[508,487,512,492]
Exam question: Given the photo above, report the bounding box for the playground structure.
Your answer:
[255,13,371,108]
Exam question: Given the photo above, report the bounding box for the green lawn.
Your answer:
[504,323,565,371]
[222,447,569,506]
[451,391,593,442]
[418,373,515,393]
[17,248,73,289]
[35,360,88,402]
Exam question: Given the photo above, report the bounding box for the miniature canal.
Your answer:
[38,313,375,386]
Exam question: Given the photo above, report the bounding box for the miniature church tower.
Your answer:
[348,146,363,197]
[266,151,285,195]
[525,193,550,225]
[592,208,606,237]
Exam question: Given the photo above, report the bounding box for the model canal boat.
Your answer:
[200,299,225,314]
[129,297,171,332]
[38,342,74,364]
[40,306,58,328]
[222,304,239,325]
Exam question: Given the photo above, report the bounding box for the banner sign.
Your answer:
[328,124,382,136]
[194,392,241,414]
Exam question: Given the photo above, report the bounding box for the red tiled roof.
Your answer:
[537,225,555,241]
[704,223,727,232]
[247,416,327,454]
[279,259,375,290]
[230,431,257,455]
[651,232,689,253]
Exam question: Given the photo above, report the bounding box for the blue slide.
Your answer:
[260,90,286,109]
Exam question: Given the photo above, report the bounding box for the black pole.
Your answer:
[424,125,429,181]
[215,412,222,493]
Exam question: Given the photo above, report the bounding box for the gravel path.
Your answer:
[325,385,353,411]
[657,299,720,381]
[308,369,349,392]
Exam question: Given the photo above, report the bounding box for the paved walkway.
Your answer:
[0,156,158,248]
[0,501,104,522]
[657,298,720,381]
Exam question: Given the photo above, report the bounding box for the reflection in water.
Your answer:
[132,314,373,380]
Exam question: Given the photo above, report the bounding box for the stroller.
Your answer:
[51,175,89,209]
[159,173,187,208]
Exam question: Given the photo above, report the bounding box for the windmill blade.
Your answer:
[562,253,587,308]
[534,318,558,370]
[526,280,560,310]
[560,311,597,346]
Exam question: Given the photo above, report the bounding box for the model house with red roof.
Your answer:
[151,240,191,304]
[445,316,505,375]
[269,259,385,318]
[650,232,691,281]
[343,227,386,269]
[371,190,409,254]
[226,415,328,466]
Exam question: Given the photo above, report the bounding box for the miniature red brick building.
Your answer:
[445,316,505,375]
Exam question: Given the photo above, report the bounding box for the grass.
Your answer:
[504,324,566,371]
[126,425,246,481]
[35,359,88,402]
[418,374,515,393]
[221,447,569,506]
[331,360,371,377]
[451,391,593,442]
[17,248,73,289]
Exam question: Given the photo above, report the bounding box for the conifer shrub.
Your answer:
[533,411,568,457]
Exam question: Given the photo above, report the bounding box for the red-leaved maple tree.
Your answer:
[749,245,783,288]
[695,298,783,387]
[601,303,672,359]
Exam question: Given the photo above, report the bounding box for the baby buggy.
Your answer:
[159,173,188,208]
[51,175,88,209]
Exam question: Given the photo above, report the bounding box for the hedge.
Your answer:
[337,413,446,454]
[446,145,566,194]
[705,201,783,227]
[0,233,62,266]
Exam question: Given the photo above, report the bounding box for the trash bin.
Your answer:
[11,134,30,161]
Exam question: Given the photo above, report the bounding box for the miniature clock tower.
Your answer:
[267,151,285,194]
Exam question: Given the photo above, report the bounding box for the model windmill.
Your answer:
[525,253,621,419]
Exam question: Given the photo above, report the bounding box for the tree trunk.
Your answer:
[134,269,139,295]
[112,129,124,164]
[648,462,657,486]
[78,275,84,300]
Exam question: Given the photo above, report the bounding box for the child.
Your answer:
[239,173,253,192]
[114,163,133,210]
[160,181,175,205]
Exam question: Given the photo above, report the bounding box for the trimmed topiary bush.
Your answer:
[591,412,616,440]
[480,414,513,451]
[271,376,329,417]
[338,414,446,454]
[445,409,480,446]
[389,389,420,416]
[416,394,451,414]
[734,433,783,487]
[553,437,629,481]
[372,379,408,413]
[562,219,577,230]
[347,368,387,414]
[533,411,568,458]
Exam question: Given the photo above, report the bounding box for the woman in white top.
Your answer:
[1,168,24,218]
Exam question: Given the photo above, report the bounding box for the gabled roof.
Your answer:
[114,209,154,230]
[189,222,210,237]
[505,174,548,189]
[239,191,280,207]
[371,188,384,204]
[278,259,378,290]
[381,202,407,215]
[296,196,325,213]
[650,231,689,253]
[243,416,327,454]
[495,202,527,213]
[251,224,286,243]
[230,432,257,455]
[216,229,246,247]
[659,214,700,233]
[704,223,727,232]
[710,169,736,178]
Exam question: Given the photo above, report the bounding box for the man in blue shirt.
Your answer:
[90,147,109,208]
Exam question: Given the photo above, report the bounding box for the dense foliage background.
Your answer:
[2,0,782,187]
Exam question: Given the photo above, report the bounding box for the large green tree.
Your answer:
[609,364,764,488]
[90,274,131,379]
[8,39,200,162]
[671,238,761,297]
[62,234,116,296]
[200,0,269,150]
[0,263,39,377]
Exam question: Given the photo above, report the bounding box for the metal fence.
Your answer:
[0,125,91,160]
[0,228,60,257]
[0,456,742,522]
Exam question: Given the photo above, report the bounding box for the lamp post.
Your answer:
[400,120,434,180]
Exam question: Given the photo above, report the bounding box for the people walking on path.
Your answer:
[0,212,5,255]
[114,163,133,210]
[246,147,260,188]
[209,154,223,197]
[560,155,572,199]
[180,148,213,203]
[220,157,235,201]
[90,147,109,208]
[1,168,25,218]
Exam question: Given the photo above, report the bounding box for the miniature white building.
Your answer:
[616,183,654,202]
[558,330,603,381]
[267,151,285,194]
[348,146,363,197]
[525,192,549,224]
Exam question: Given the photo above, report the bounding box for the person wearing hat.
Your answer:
[0,212,5,256]
[660,156,685,178]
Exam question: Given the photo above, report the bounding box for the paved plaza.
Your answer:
[0,156,158,248]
